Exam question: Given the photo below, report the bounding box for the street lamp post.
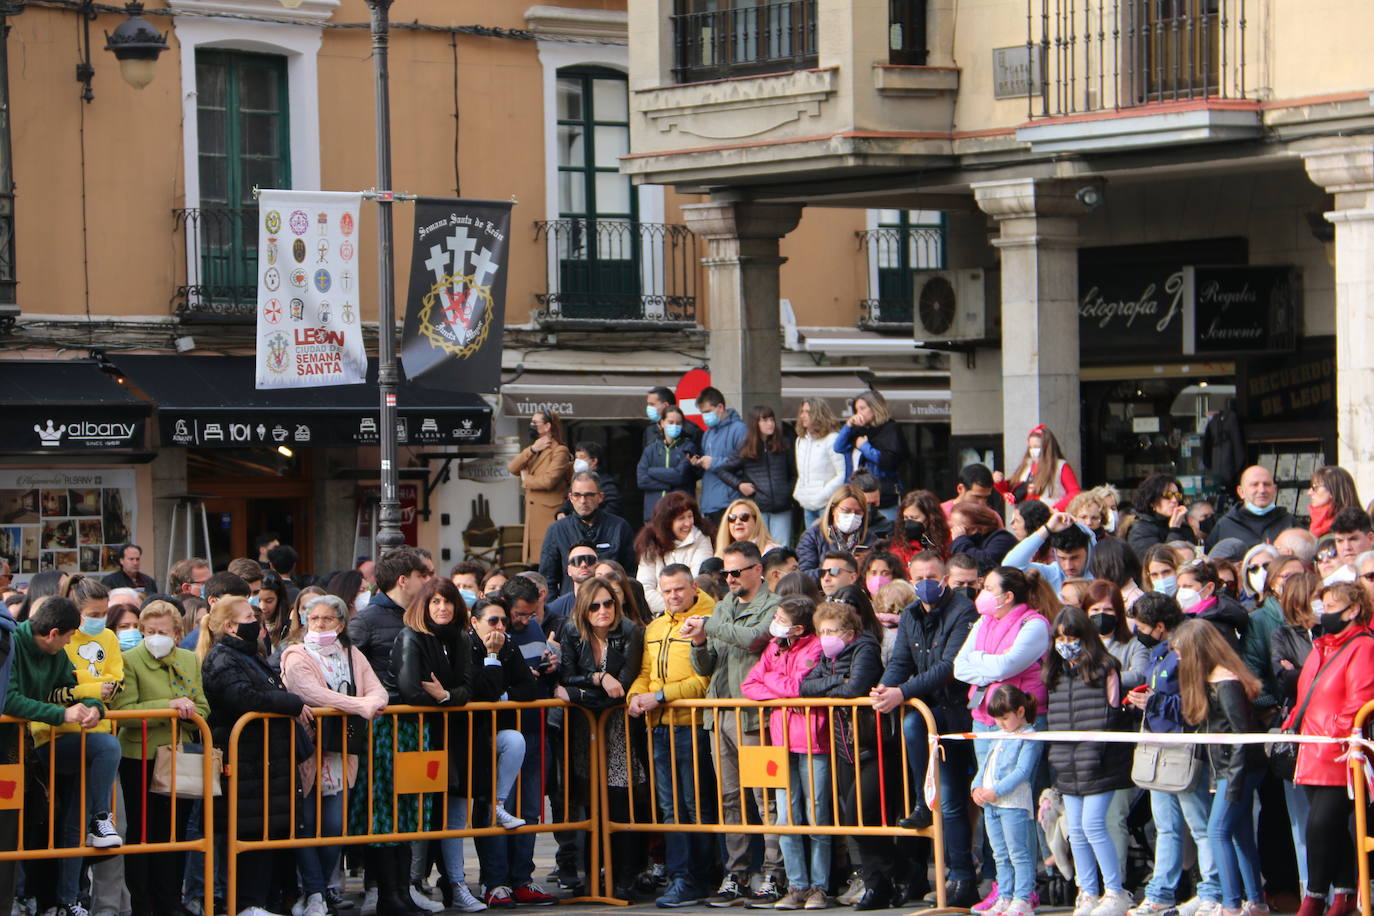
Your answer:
[367,0,405,556]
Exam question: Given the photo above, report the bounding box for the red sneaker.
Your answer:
[485,886,516,908]
[513,883,557,906]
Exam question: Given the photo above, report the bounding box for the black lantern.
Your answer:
[103,2,168,90]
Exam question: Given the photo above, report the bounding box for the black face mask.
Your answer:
[235,618,261,644]
[1320,610,1351,637]
[903,520,926,542]
[953,585,977,602]
[1090,613,1116,638]
[1136,629,1161,649]
[529,424,541,440]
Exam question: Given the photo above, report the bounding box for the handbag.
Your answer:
[1267,632,1372,780]
[320,649,367,757]
[150,742,223,799]
[1132,718,1201,793]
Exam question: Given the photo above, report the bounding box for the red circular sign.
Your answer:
[674,368,712,432]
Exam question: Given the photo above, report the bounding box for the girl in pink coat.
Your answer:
[741,596,829,909]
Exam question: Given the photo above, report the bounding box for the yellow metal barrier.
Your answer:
[1353,699,1374,916]
[225,700,613,914]
[0,709,215,916]
[595,697,950,909]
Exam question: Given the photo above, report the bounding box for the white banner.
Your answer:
[256,190,366,389]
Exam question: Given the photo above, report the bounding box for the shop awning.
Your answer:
[117,356,492,448]
[500,370,950,422]
[0,360,151,453]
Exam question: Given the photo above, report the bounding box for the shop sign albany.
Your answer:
[5,411,147,451]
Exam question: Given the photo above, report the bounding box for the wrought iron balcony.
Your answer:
[173,207,258,323]
[533,219,698,329]
[672,0,817,84]
[856,225,945,331]
[1025,0,1249,119]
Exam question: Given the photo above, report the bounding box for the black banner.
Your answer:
[400,198,512,392]
[1184,265,1299,355]
[1,409,149,452]
[161,410,490,449]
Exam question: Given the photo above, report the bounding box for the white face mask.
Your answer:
[768,620,793,639]
[1028,446,1042,461]
[834,510,863,534]
[143,634,175,659]
[1176,587,1203,612]
[1247,567,1267,595]
[573,458,591,474]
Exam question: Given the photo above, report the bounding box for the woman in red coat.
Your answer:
[1286,581,1374,916]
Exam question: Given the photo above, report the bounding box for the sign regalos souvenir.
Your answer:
[400,198,512,393]
[255,190,367,389]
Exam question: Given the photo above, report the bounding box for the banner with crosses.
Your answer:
[400,197,512,393]
[255,190,367,389]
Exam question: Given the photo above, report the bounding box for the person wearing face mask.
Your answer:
[1174,559,1250,654]
[637,405,701,522]
[449,560,486,611]
[947,503,1017,575]
[993,424,1081,512]
[1084,580,1147,690]
[1284,582,1374,916]
[200,595,313,916]
[859,551,903,599]
[1235,543,1278,608]
[797,484,873,579]
[40,576,123,741]
[1204,465,1294,553]
[1042,606,1134,916]
[507,410,573,565]
[108,602,142,652]
[872,551,979,904]
[565,442,623,520]
[112,600,209,916]
[793,397,847,530]
[890,490,951,567]
[690,387,748,525]
[643,386,703,451]
[1241,555,1305,715]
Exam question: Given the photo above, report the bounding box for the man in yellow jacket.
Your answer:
[627,563,717,908]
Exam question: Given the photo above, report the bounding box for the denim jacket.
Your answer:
[972,724,1043,799]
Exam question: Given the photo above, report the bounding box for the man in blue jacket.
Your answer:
[1001,511,1096,593]
[870,551,980,907]
[689,386,745,525]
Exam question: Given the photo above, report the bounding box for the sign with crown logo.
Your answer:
[256,190,367,389]
[400,198,512,392]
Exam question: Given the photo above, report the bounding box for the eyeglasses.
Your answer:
[723,563,759,579]
[305,615,340,625]
[727,512,754,523]
[820,566,853,578]
[1162,491,1182,500]
[569,491,600,501]
[1317,549,1338,562]
[483,616,507,626]
[587,599,616,611]
[569,555,598,567]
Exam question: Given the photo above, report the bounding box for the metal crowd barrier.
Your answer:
[225,700,612,914]
[595,697,949,908]
[0,709,216,916]
[1352,699,1374,916]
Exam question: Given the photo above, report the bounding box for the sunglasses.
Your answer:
[569,555,598,567]
[483,616,507,626]
[1162,491,1182,500]
[587,599,616,611]
[727,512,754,523]
[723,563,759,579]
[821,566,853,577]
[1318,550,1338,562]
[1362,573,1374,583]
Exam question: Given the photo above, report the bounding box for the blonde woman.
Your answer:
[793,397,846,529]
[713,497,781,558]
[796,484,871,577]
[833,390,905,521]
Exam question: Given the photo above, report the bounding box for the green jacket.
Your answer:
[2,621,103,759]
[111,644,210,758]
[690,586,780,730]
[1242,597,1284,710]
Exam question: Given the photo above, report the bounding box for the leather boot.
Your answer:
[897,802,933,830]
[945,879,981,909]
[855,875,894,912]
[372,846,423,916]
[1296,896,1327,916]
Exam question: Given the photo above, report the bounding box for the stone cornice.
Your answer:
[524,5,627,42]
[167,0,339,25]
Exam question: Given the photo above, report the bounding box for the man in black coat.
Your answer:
[870,551,980,907]
[99,543,158,593]
[538,472,636,597]
[1204,465,1293,553]
[345,546,432,698]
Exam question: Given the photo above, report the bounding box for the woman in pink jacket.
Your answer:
[280,595,389,916]
[741,595,828,910]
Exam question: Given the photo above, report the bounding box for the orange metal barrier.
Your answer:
[225,700,611,914]
[595,697,949,908]
[1353,699,1374,916]
[0,709,215,916]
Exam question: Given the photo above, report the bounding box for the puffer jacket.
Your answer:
[701,408,747,514]
[636,435,700,522]
[879,588,978,731]
[741,633,825,753]
[1240,597,1283,709]
[797,520,875,578]
[347,592,409,701]
[629,589,715,727]
[1189,593,1250,653]
[834,420,905,507]
[1045,658,1133,796]
[793,432,846,512]
[718,439,797,514]
[799,632,883,762]
[1204,502,1295,552]
[1286,623,1374,786]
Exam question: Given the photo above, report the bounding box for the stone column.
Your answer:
[681,200,804,411]
[1301,144,1374,494]
[971,178,1091,471]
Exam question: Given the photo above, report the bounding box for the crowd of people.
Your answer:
[4,385,1374,916]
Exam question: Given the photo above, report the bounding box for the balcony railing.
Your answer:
[888,0,928,66]
[533,219,698,328]
[173,207,258,322]
[672,0,817,84]
[1026,0,1248,118]
[856,226,944,331]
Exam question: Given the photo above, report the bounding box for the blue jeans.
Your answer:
[1283,778,1310,894]
[762,511,793,548]
[1209,773,1264,909]
[775,753,831,890]
[1145,776,1222,904]
[984,805,1037,902]
[296,789,344,896]
[183,799,228,904]
[475,727,541,889]
[50,731,122,904]
[904,712,976,881]
[803,508,823,528]
[440,796,470,888]
[652,725,717,886]
[1063,791,1122,896]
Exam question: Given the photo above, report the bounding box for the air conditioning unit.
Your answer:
[912,268,1000,345]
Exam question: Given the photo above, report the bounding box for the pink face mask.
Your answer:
[819,634,847,659]
[305,629,339,648]
[974,590,1002,616]
[866,575,893,595]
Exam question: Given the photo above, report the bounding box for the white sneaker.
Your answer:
[1240,903,1270,916]
[452,883,488,913]
[407,887,443,913]
[1091,890,1134,916]
[291,898,306,916]
[986,899,1012,916]
[494,805,526,830]
[1130,902,1179,916]
[302,895,328,916]
[359,887,378,916]
[86,812,122,849]
[1005,902,1037,916]
[1181,901,1222,916]
[1074,891,1102,916]
[237,909,286,916]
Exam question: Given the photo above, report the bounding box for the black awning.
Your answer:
[0,360,151,452]
[117,355,492,448]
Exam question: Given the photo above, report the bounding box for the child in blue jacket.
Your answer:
[972,684,1045,916]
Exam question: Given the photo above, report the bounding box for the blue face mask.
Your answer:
[914,579,945,607]
[459,589,479,607]
[1244,501,1276,516]
[1055,639,1083,661]
[249,594,260,608]
[664,424,682,441]
[646,404,661,422]
[79,616,106,636]
[703,411,721,429]
[118,629,144,651]
[1153,575,1178,597]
